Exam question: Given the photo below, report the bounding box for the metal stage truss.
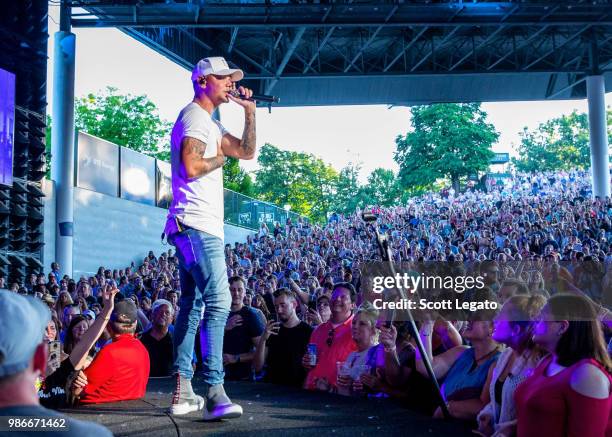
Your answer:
[70,0,612,106]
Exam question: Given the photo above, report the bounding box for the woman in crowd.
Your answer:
[376,321,441,414]
[55,291,74,327]
[63,315,90,355]
[416,314,501,421]
[476,294,546,437]
[76,296,89,314]
[39,286,117,408]
[45,314,62,343]
[514,293,612,437]
[251,294,271,321]
[337,303,384,396]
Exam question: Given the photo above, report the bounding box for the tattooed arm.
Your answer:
[181,136,225,179]
[221,85,257,160]
[220,109,256,160]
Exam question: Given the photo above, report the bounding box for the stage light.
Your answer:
[123,167,151,196]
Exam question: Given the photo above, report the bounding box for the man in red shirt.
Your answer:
[71,299,150,404]
[302,283,358,391]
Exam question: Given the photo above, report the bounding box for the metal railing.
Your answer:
[223,189,306,231]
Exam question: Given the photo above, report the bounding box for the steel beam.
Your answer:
[545,75,586,99]
[71,19,612,29]
[522,24,591,70]
[411,27,460,72]
[303,27,335,74]
[228,27,239,53]
[487,25,550,70]
[383,27,428,72]
[265,27,306,94]
[449,26,507,71]
[344,5,398,73]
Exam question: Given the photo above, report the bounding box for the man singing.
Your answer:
[164,57,256,420]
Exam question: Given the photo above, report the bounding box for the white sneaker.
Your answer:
[202,384,243,421]
[170,394,205,415]
[169,374,205,416]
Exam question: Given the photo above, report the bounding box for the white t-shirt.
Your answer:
[165,102,228,240]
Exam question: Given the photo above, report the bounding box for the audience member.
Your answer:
[0,290,112,436]
[303,283,358,391]
[253,288,312,387]
[70,299,150,404]
[140,299,174,377]
[515,294,612,437]
[223,276,265,380]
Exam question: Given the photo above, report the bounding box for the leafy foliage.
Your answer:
[512,109,612,172]
[362,168,402,207]
[254,144,338,222]
[394,103,498,192]
[74,86,172,158]
[332,162,367,214]
[224,157,255,197]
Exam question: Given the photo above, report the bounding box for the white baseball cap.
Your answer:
[0,291,50,377]
[191,57,244,82]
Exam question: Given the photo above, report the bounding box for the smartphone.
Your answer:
[48,340,61,373]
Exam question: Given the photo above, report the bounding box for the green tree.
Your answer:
[394,103,498,193]
[254,143,338,222]
[45,114,52,179]
[75,86,172,158]
[362,168,401,207]
[224,157,255,197]
[512,109,612,172]
[332,162,365,214]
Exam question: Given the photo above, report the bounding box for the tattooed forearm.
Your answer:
[200,155,225,175]
[240,110,256,158]
[184,137,206,162]
[181,136,224,179]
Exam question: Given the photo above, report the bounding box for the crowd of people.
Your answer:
[1,168,611,436]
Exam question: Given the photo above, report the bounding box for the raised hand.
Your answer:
[379,324,397,350]
[262,320,281,341]
[227,85,256,112]
[101,284,119,309]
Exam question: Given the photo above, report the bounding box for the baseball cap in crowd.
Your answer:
[0,290,51,377]
[151,298,174,315]
[41,293,55,305]
[191,57,244,82]
[316,295,330,306]
[110,299,138,324]
[83,309,96,321]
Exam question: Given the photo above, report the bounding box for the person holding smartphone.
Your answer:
[253,288,312,387]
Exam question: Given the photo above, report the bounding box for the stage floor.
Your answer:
[61,377,474,436]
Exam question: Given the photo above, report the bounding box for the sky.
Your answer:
[46,4,612,182]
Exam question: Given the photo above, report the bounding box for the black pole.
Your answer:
[364,213,451,420]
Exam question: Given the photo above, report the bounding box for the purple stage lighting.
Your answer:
[0,67,15,187]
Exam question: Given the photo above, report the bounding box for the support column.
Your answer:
[51,1,76,277]
[586,75,610,199]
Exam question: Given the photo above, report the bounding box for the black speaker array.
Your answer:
[0,0,48,285]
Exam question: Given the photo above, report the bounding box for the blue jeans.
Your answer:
[170,228,230,385]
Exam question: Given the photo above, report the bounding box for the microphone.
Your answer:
[229,90,280,104]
